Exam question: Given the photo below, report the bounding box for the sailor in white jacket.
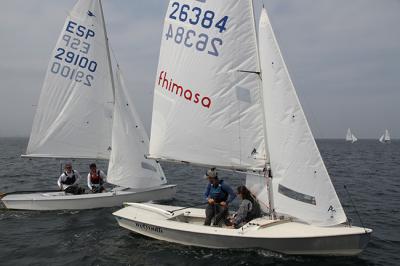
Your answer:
[57,163,84,194]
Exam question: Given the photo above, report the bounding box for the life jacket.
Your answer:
[90,170,103,185]
[61,170,76,185]
[209,180,228,203]
[246,195,261,221]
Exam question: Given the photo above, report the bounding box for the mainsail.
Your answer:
[149,0,267,170]
[107,69,167,188]
[379,129,391,143]
[385,129,391,141]
[25,0,113,159]
[346,128,352,141]
[258,8,347,226]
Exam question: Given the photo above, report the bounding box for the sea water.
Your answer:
[0,138,399,266]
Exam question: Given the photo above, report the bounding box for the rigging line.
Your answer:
[99,0,116,101]
[109,43,121,70]
[167,202,208,215]
[343,184,369,235]
[237,70,261,75]
[238,91,242,167]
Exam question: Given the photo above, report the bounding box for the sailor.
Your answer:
[58,162,84,194]
[203,168,236,226]
[229,185,261,228]
[87,163,107,193]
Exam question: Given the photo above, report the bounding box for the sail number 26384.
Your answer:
[167,2,229,57]
[169,2,228,33]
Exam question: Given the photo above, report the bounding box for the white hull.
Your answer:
[1,185,176,210]
[113,203,372,256]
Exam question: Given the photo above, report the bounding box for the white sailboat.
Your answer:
[379,129,391,144]
[346,128,358,143]
[113,0,372,255]
[1,0,176,210]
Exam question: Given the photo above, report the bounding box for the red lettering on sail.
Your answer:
[158,71,211,109]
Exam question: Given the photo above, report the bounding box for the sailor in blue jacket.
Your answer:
[203,168,236,226]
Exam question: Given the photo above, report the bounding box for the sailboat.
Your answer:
[1,0,176,210]
[346,128,358,143]
[113,1,371,255]
[379,129,391,144]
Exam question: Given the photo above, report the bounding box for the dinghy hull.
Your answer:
[1,185,176,210]
[113,203,371,256]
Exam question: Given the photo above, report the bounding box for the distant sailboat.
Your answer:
[379,129,391,144]
[346,128,358,143]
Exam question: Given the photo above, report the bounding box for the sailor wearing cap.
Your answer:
[203,168,236,226]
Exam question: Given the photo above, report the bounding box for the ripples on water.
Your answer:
[0,138,399,266]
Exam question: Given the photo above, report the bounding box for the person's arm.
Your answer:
[222,183,236,204]
[234,200,252,228]
[57,174,63,190]
[204,183,211,202]
[87,173,92,190]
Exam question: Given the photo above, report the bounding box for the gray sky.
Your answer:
[0,0,399,139]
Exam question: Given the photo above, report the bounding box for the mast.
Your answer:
[250,0,275,219]
[99,0,116,101]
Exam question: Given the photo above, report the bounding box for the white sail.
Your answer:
[258,8,346,226]
[107,68,167,188]
[379,134,385,143]
[384,129,391,141]
[351,134,358,143]
[245,172,270,213]
[149,0,266,170]
[345,128,353,141]
[25,0,113,159]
